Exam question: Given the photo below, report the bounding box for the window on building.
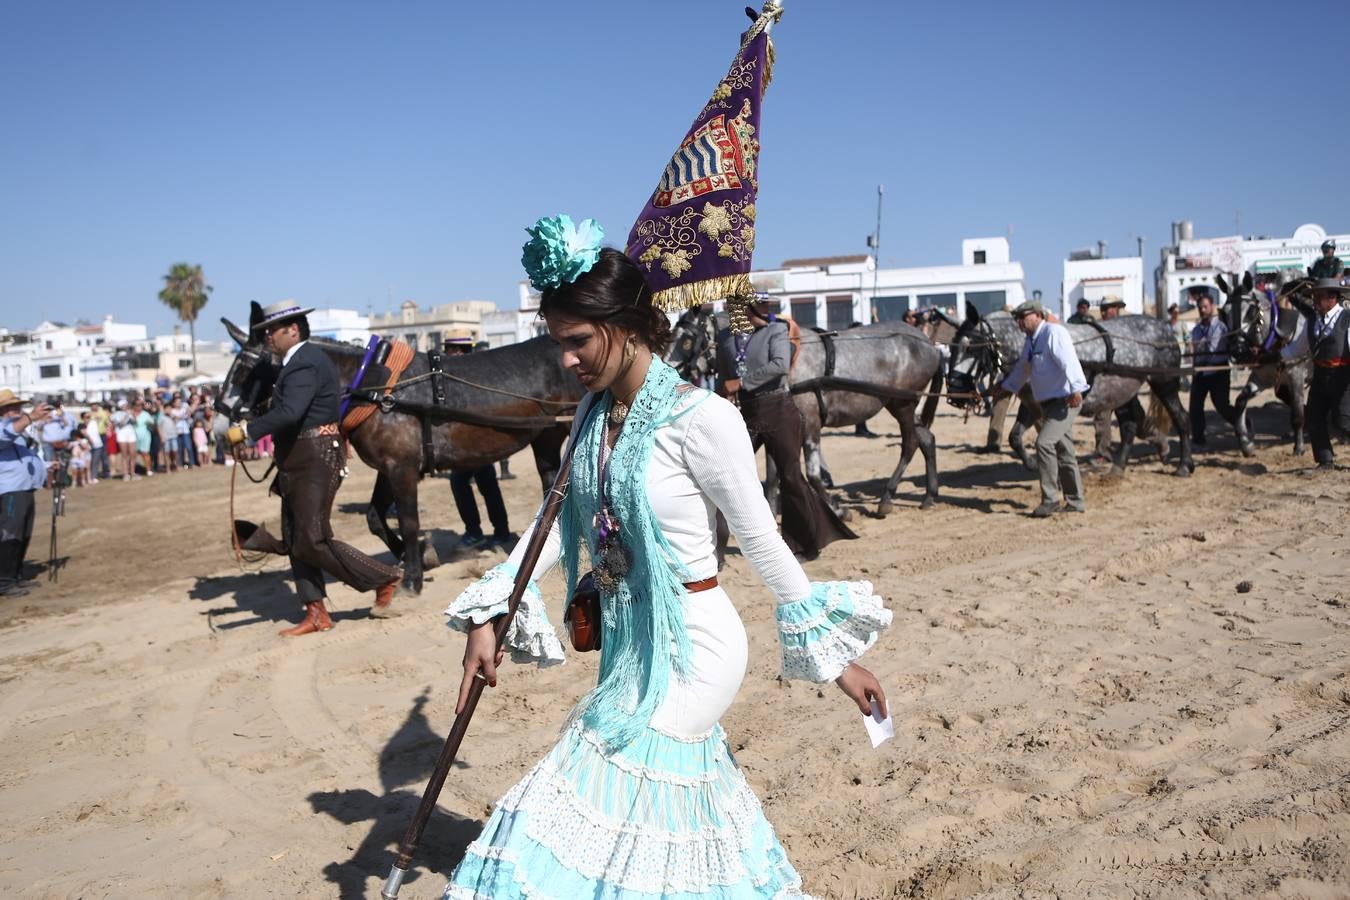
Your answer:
[45,341,53,350]
[68,364,75,376]
[40,364,60,379]
[871,296,910,322]
[964,290,1007,315]
[179,358,192,369]
[790,299,818,328]
[917,293,957,314]
[404,333,418,349]
[973,250,986,265]
[427,331,441,350]
[826,296,854,330]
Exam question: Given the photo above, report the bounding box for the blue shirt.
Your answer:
[40,411,74,446]
[1190,317,1228,367]
[0,420,49,493]
[1001,320,1089,402]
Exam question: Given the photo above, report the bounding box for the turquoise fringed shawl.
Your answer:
[560,359,703,752]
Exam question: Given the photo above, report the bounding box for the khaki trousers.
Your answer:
[1035,397,1084,507]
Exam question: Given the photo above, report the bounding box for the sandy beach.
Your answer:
[2,398,1348,899]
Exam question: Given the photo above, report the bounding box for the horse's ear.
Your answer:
[248,301,265,335]
[964,305,981,325]
[221,317,250,347]
[1215,274,1230,294]
[1241,270,1253,292]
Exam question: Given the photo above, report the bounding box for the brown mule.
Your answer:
[279,600,334,637]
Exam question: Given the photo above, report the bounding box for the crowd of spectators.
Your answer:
[39,386,234,487]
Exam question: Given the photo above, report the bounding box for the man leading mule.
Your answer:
[226,302,402,635]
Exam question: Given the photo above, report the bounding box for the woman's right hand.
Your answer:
[456,620,505,715]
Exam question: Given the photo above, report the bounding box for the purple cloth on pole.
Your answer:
[624,9,778,313]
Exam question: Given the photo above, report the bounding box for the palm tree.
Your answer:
[158,263,213,374]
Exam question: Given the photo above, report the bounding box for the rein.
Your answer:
[227,447,276,570]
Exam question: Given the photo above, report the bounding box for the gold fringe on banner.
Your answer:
[651,273,755,315]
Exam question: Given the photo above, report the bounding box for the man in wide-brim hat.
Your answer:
[1285,278,1350,469]
[0,390,55,597]
[226,301,402,634]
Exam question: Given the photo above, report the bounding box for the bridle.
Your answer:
[215,344,275,422]
[669,310,717,383]
[946,318,1010,407]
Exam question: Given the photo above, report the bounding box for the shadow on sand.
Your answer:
[307,688,480,899]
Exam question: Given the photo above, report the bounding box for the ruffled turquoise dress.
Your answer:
[442,374,890,899]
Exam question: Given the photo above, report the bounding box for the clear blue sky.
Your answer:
[2,0,1346,340]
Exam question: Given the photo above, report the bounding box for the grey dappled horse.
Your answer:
[1216,272,1312,457]
[217,315,582,596]
[667,311,944,513]
[945,309,1195,477]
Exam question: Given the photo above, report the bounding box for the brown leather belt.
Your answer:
[683,576,718,593]
[300,422,341,438]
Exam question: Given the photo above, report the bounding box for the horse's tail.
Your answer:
[1146,390,1171,437]
[919,368,942,430]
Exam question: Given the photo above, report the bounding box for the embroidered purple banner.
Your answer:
[625,4,780,313]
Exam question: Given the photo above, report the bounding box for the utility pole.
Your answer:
[866,184,883,320]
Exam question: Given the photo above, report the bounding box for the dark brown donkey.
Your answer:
[217,315,583,597]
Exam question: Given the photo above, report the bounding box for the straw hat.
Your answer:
[0,389,30,411]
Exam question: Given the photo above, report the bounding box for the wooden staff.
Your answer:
[380,404,588,900]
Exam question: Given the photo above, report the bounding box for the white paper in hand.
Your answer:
[862,698,893,749]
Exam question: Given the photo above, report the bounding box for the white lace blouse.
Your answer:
[445,387,890,684]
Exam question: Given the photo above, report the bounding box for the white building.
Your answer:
[1161,223,1348,309]
[0,317,151,400]
[0,315,241,400]
[1061,255,1146,318]
[488,286,550,349]
[369,299,497,352]
[307,307,371,345]
[749,238,1025,328]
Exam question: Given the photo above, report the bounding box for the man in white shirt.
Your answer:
[993,300,1089,518]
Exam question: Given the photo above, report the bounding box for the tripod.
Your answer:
[48,450,69,582]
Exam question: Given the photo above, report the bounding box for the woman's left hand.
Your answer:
[835,662,887,718]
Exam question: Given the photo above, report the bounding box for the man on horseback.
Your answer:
[1286,278,1350,470]
[992,299,1088,518]
[227,302,402,635]
[1309,240,1344,280]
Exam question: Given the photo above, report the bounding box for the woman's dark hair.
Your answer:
[538,248,673,353]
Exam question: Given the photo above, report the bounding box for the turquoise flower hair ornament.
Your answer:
[522,214,605,292]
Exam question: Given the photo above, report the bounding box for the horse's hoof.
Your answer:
[1240,442,1256,459]
[1294,446,1307,457]
[837,507,854,523]
[1109,465,1126,477]
[876,501,893,518]
[920,496,935,511]
[1172,465,1192,478]
[422,544,442,570]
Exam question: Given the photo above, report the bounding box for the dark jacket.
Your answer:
[1309,309,1350,365]
[246,341,340,460]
